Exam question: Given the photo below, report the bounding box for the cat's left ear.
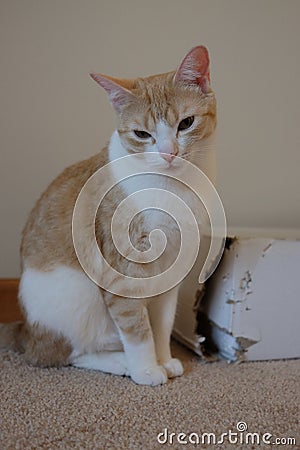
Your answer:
[90,73,135,112]
[173,46,211,94]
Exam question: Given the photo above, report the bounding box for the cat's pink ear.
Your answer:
[173,46,211,93]
[90,73,135,111]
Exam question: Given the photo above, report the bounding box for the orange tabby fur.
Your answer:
[0,46,217,385]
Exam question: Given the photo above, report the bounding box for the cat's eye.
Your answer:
[134,130,152,139]
[178,116,194,131]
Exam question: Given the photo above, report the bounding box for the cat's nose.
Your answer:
[160,152,176,163]
[158,145,178,163]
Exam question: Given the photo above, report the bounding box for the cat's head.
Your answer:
[91,46,216,168]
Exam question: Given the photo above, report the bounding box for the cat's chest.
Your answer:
[118,174,197,231]
[108,131,202,239]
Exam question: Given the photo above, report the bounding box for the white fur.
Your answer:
[121,338,168,386]
[73,351,129,376]
[19,266,181,385]
[108,130,184,229]
[19,266,122,358]
[148,286,184,378]
[107,130,210,296]
[148,286,179,363]
[110,287,183,385]
[108,130,194,208]
[18,125,215,384]
[155,120,177,157]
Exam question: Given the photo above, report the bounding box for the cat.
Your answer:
[0,45,217,385]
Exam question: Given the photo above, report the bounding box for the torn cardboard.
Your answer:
[173,237,300,362]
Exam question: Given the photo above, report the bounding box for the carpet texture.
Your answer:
[0,342,299,450]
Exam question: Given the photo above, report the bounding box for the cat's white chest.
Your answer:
[108,131,198,230]
[108,133,192,271]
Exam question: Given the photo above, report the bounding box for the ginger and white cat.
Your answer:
[0,46,216,385]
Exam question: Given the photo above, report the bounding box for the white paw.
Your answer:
[131,365,168,386]
[72,352,129,376]
[108,353,130,376]
[163,358,184,378]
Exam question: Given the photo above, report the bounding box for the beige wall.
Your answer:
[1,0,300,277]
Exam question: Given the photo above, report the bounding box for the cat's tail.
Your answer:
[0,322,27,352]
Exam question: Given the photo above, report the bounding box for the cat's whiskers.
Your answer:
[180,146,215,162]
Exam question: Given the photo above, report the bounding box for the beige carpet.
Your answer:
[0,341,299,450]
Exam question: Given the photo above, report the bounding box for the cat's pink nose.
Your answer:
[160,152,176,163]
[158,145,178,163]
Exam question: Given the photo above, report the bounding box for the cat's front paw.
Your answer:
[131,365,168,386]
[163,358,184,378]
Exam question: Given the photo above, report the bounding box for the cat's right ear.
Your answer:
[90,73,135,112]
[173,46,211,94]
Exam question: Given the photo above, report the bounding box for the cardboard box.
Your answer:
[173,237,300,362]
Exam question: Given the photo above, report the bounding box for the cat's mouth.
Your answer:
[132,151,188,172]
[150,156,183,170]
[155,157,189,174]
